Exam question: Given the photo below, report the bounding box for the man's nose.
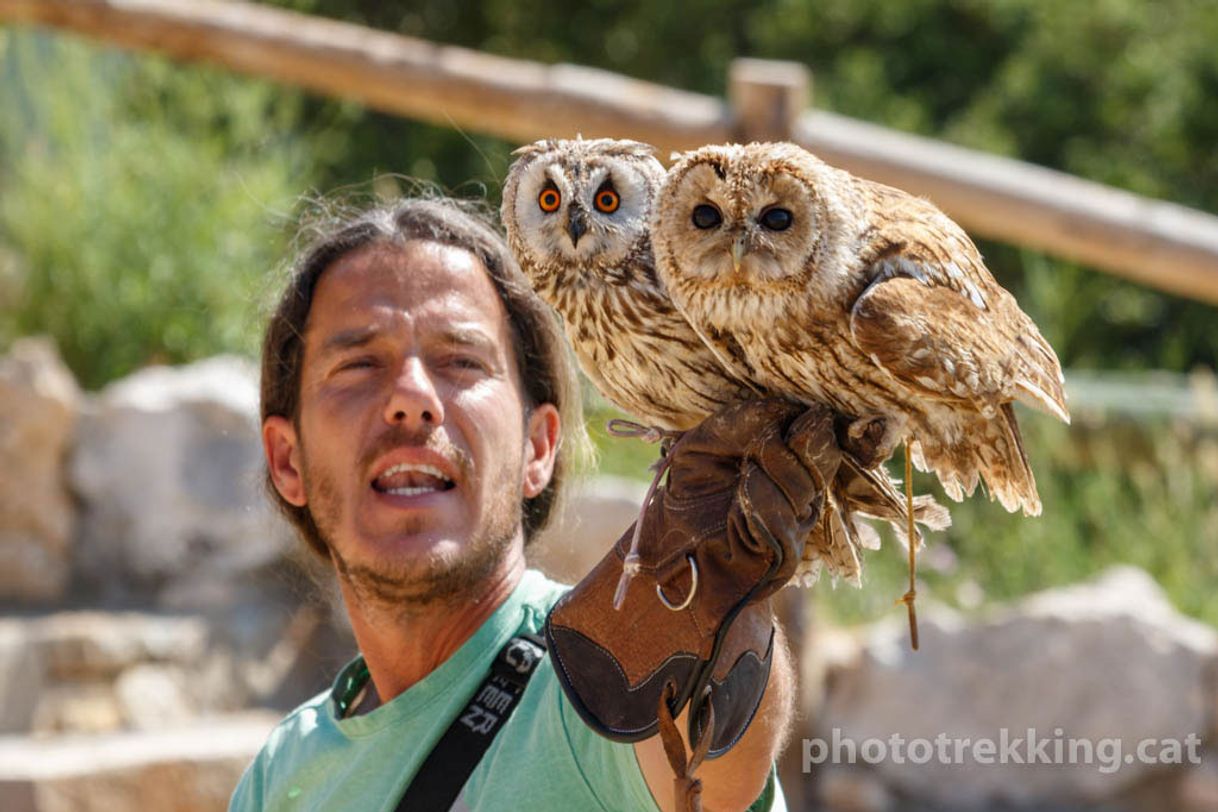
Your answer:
[384,356,444,429]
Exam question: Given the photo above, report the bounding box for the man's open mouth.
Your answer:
[371,463,456,496]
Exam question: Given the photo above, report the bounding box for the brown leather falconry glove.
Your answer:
[545,398,839,760]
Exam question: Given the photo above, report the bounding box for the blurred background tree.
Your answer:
[283,0,1218,374]
[0,29,307,387]
[4,0,1216,385]
[1,0,1215,621]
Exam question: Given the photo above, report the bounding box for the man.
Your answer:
[232,197,812,811]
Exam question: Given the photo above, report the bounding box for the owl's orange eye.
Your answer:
[538,188,561,213]
[594,187,620,213]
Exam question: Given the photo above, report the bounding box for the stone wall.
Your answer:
[0,338,80,602]
[805,567,1218,812]
[0,339,650,811]
[2,339,1216,811]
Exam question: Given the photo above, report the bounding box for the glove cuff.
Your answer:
[545,529,778,756]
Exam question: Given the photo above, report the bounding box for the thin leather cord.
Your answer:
[658,682,716,812]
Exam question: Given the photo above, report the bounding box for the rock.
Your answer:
[816,767,894,812]
[0,612,213,734]
[0,714,278,812]
[0,338,80,602]
[114,665,195,731]
[69,356,292,604]
[527,474,647,584]
[0,605,351,735]
[34,612,209,680]
[803,626,863,721]
[0,620,44,733]
[820,566,1218,808]
[29,684,123,735]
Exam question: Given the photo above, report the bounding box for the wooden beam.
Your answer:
[0,0,729,158]
[3,0,1218,306]
[797,111,1218,305]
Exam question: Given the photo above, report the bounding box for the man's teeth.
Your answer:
[374,462,454,495]
[380,463,451,481]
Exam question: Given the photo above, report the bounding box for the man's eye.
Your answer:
[337,358,377,372]
[449,355,487,371]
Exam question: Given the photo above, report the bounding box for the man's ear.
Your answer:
[263,415,307,507]
[522,403,561,498]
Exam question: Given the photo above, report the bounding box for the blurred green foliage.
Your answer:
[280,0,1218,374]
[0,30,306,388]
[4,1,1217,382]
[0,3,1215,621]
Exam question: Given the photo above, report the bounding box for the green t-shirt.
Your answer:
[229,569,784,811]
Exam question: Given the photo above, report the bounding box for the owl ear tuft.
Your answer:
[610,139,658,158]
[570,138,658,161]
[512,139,559,158]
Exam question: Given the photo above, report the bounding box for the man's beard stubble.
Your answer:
[299,424,524,617]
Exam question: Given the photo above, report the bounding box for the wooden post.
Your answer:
[728,58,810,143]
[729,57,817,810]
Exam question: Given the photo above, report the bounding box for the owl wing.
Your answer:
[846,225,1069,423]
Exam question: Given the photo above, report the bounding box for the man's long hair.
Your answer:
[260,194,586,559]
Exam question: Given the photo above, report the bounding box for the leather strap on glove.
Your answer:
[545,398,838,760]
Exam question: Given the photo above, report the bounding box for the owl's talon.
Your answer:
[606,418,682,447]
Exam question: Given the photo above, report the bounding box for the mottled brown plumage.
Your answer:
[501,137,754,431]
[502,138,951,585]
[652,142,1070,518]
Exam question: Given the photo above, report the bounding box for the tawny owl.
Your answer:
[651,142,1070,518]
[501,137,949,587]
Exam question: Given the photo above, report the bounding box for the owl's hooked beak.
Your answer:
[730,234,747,273]
[567,206,588,246]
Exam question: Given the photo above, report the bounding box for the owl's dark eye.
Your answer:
[691,204,722,230]
[760,207,793,231]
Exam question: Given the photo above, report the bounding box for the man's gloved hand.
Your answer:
[545,398,839,757]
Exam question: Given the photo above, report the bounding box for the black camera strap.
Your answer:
[393,633,548,812]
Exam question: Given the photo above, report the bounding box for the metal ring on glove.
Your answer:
[656,556,698,611]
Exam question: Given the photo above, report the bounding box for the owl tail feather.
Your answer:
[918,404,1041,517]
[987,403,1041,516]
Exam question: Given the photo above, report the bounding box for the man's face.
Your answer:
[263,239,559,608]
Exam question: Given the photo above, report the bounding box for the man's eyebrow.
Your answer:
[436,327,498,351]
[318,326,381,356]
